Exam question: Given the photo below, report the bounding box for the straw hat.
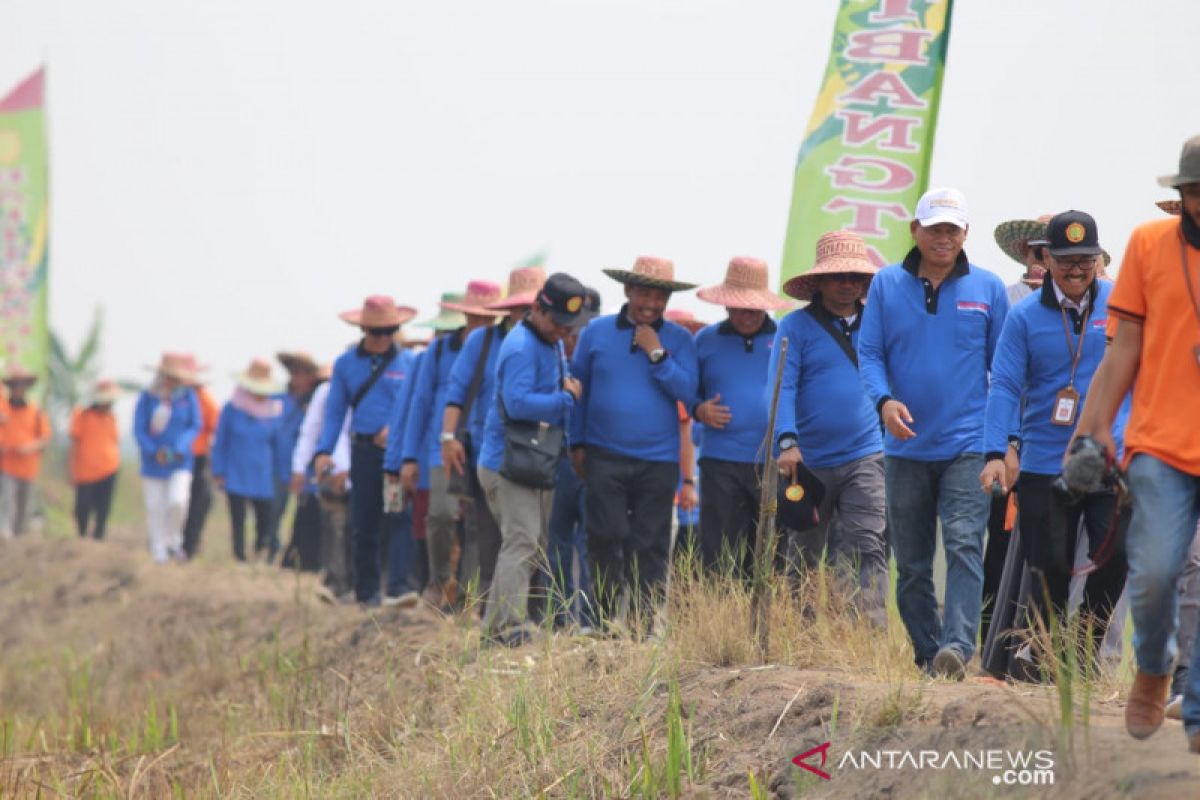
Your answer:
[440,280,507,316]
[603,256,696,292]
[91,378,120,405]
[1157,199,1182,215]
[783,231,879,302]
[144,351,196,383]
[277,350,319,373]
[415,293,468,330]
[697,257,793,311]
[2,365,37,387]
[487,266,547,310]
[663,309,708,334]
[338,295,417,328]
[994,215,1052,265]
[234,357,282,396]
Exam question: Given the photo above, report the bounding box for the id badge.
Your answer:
[1051,386,1080,426]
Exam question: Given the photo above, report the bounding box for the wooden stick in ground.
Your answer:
[752,337,788,662]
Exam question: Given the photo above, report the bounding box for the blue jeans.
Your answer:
[886,453,989,668]
[385,505,416,598]
[1125,454,1200,737]
[548,455,595,627]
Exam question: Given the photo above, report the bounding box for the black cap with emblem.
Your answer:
[1045,210,1103,257]
[536,272,588,326]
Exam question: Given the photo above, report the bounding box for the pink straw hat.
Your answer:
[234,357,282,396]
[487,266,548,310]
[1157,198,1182,215]
[783,231,879,302]
[663,309,708,334]
[440,280,507,316]
[697,257,793,311]
[603,256,696,292]
[144,351,198,383]
[338,295,418,328]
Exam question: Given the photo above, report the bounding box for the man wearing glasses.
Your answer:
[859,188,1010,679]
[315,295,417,606]
[981,210,1128,673]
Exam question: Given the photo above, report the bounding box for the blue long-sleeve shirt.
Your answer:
[570,306,698,463]
[133,387,202,478]
[694,317,777,464]
[984,278,1129,474]
[769,301,882,469]
[400,330,465,468]
[478,320,575,472]
[317,343,414,455]
[273,392,306,487]
[443,323,506,454]
[858,248,1009,460]
[384,351,421,474]
[211,402,282,500]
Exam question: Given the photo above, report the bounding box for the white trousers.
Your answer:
[142,471,191,563]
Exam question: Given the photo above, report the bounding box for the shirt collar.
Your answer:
[521,317,555,347]
[355,341,398,360]
[808,293,865,328]
[901,246,970,279]
[615,304,664,331]
[1039,275,1098,312]
[716,315,778,337]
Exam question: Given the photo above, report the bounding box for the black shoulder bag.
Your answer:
[498,341,565,490]
[803,304,858,367]
[350,346,396,411]
[447,328,495,498]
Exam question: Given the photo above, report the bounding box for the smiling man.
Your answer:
[859,188,1009,679]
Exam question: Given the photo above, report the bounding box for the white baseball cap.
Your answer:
[915,187,970,229]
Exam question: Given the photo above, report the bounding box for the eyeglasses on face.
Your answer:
[365,326,401,337]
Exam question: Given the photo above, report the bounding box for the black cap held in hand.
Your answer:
[1046,210,1103,257]
[536,272,588,326]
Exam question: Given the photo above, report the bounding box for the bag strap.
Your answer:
[804,303,859,367]
[458,327,495,425]
[349,345,396,411]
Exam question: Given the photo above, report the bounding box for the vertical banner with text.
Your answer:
[0,67,49,378]
[780,1,953,284]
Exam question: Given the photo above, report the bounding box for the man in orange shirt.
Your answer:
[0,366,51,538]
[70,379,122,539]
[181,356,219,559]
[1074,134,1200,753]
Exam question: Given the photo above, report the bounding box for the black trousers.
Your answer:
[282,492,324,572]
[584,447,678,622]
[349,440,386,602]
[182,454,213,557]
[228,494,275,562]
[980,492,1012,644]
[698,458,761,577]
[75,472,117,540]
[1018,472,1128,654]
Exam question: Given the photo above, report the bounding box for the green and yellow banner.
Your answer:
[780,1,953,283]
[0,67,49,379]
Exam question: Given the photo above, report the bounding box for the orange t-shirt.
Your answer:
[1107,217,1200,475]
[69,407,121,484]
[0,402,51,480]
[192,387,220,456]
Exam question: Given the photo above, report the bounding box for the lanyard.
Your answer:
[1058,301,1091,389]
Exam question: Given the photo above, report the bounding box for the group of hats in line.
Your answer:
[147,350,319,401]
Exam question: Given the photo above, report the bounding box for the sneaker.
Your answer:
[314,585,337,605]
[382,591,420,609]
[1166,694,1183,721]
[359,594,382,609]
[932,647,967,681]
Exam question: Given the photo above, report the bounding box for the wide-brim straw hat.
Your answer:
[415,293,468,330]
[1157,199,1182,215]
[234,357,282,396]
[1157,134,1200,188]
[440,280,507,316]
[663,309,708,334]
[783,231,879,302]
[487,266,547,310]
[697,257,793,311]
[92,379,121,404]
[144,351,196,383]
[994,216,1052,265]
[338,295,418,328]
[2,365,37,386]
[603,256,697,292]
[277,350,319,373]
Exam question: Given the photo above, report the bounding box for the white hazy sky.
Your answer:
[2,0,1196,399]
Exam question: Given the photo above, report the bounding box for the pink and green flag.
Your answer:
[780,1,954,285]
[0,67,49,378]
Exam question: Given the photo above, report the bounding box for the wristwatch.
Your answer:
[779,436,798,452]
[440,432,456,443]
[648,348,666,364]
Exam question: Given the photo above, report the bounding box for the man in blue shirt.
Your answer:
[692,257,791,577]
[314,295,417,606]
[859,188,1009,678]
[476,273,587,645]
[571,256,699,632]
[981,210,1128,671]
[770,232,888,625]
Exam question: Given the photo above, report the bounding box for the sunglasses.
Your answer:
[365,326,400,337]
[829,274,869,284]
